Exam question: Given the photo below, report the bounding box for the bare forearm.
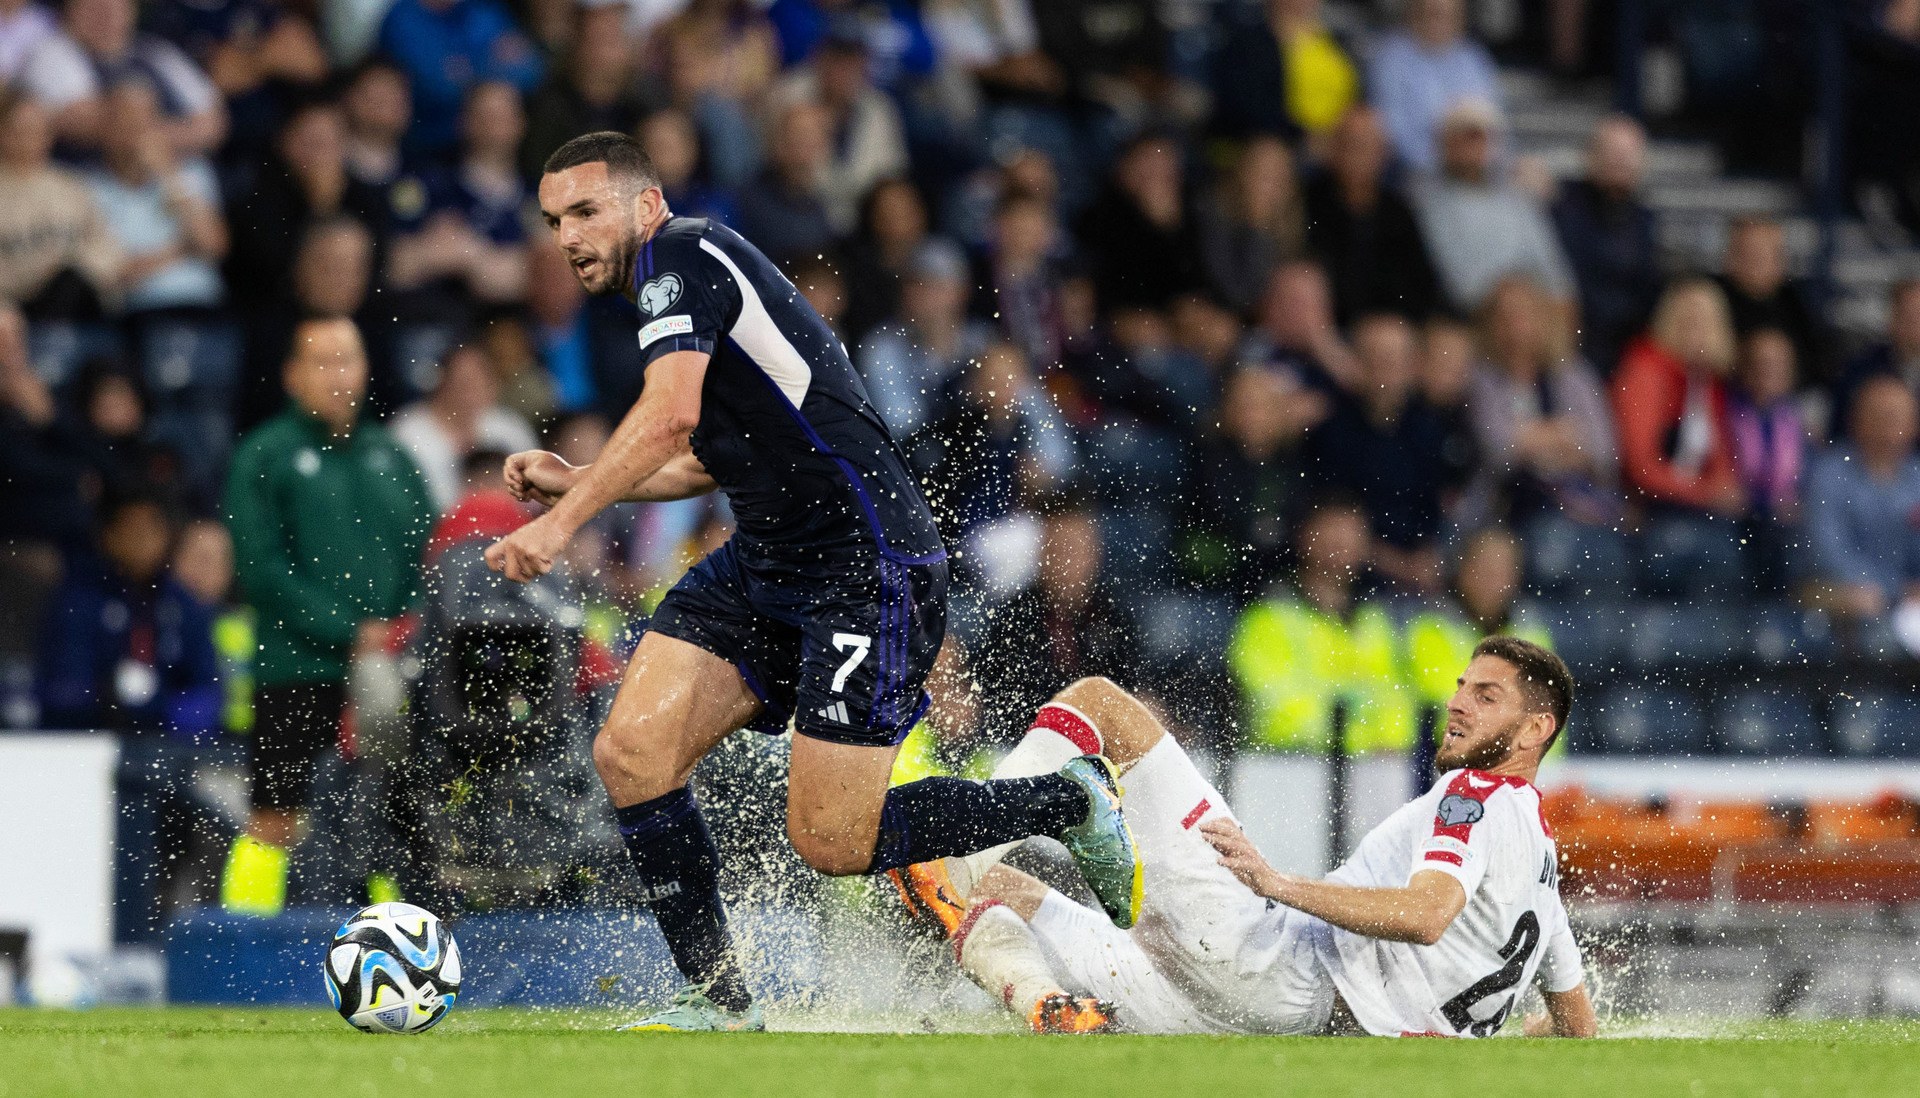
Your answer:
[1544,986,1598,1038]
[1265,876,1451,945]
[547,400,693,531]
[621,451,715,501]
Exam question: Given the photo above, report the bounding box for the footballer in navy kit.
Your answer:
[484,132,1142,1032]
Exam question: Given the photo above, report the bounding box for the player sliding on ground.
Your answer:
[892,636,1599,1038]
[482,132,1141,1032]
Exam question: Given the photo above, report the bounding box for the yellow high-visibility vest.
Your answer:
[1229,595,1414,753]
[213,607,255,735]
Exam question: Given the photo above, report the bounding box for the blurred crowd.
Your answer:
[9,0,1920,783]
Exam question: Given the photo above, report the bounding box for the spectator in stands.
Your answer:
[64,358,199,508]
[228,98,387,421]
[385,80,532,387]
[841,177,932,341]
[1728,327,1806,521]
[651,0,779,190]
[1180,364,1327,596]
[788,254,849,337]
[1303,104,1441,325]
[1803,376,1920,629]
[1197,135,1306,315]
[1611,278,1746,516]
[921,0,1063,121]
[1412,97,1576,317]
[1832,277,1920,443]
[376,0,542,157]
[1228,495,1412,754]
[916,340,1075,548]
[982,191,1071,372]
[83,80,228,319]
[772,24,908,234]
[18,0,226,155]
[220,316,430,917]
[1467,274,1619,527]
[1077,133,1206,313]
[143,0,328,160]
[390,343,540,512]
[1241,259,1358,392]
[637,106,739,227]
[967,493,1142,743]
[1715,214,1830,384]
[1550,114,1661,376]
[858,238,991,443]
[1367,0,1502,173]
[0,89,119,327]
[1305,313,1452,593]
[0,0,56,83]
[1030,0,1180,128]
[1729,327,1806,592]
[339,56,409,192]
[735,97,838,264]
[476,315,557,429]
[520,1,646,181]
[0,304,93,553]
[37,487,226,942]
[1210,0,1359,144]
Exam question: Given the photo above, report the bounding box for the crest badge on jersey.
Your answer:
[1436,793,1485,827]
[639,273,683,316]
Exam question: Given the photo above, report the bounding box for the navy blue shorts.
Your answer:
[647,538,949,748]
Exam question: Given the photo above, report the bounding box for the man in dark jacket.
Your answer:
[1550,115,1660,375]
[220,316,432,915]
[36,488,223,941]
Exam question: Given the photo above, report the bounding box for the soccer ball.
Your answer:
[323,902,463,1034]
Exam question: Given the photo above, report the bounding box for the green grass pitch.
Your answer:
[4,1008,1918,1097]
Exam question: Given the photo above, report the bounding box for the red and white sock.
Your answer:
[953,899,1064,1017]
[944,701,1103,898]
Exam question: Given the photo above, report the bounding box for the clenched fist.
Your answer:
[503,450,581,507]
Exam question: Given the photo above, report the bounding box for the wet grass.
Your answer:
[2,1007,1916,1097]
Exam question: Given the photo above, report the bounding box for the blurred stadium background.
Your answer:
[9,0,1920,1026]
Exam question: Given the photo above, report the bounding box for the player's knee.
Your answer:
[785,822,875,876]
[591,717,675,789]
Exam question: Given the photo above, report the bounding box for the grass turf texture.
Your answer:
[4,1009,1918,1097]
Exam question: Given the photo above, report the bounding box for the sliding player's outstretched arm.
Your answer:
[1204,818,1468,945]
[487,350,708,580]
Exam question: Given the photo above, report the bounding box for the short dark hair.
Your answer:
[1473,635,1575,749]
[542,131,660,192]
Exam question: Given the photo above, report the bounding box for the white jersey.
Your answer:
[1314,768,1585,1037]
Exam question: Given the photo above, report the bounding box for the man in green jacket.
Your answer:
[220,317,432,915]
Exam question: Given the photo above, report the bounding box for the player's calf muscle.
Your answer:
[1054,677,1164,766]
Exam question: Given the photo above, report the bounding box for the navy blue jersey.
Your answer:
[633,217,943,563]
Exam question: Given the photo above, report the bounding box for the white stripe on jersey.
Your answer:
[698,237,813,407]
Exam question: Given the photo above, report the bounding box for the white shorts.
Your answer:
[1026,734,1336,1035]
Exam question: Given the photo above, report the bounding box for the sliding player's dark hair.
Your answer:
[1472,635,1575,749]
[543,131,662,193]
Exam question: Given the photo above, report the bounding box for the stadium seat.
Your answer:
[1531,599,1631,675]
[1635,513,1747,598]
[1622,602,1742,670]
[1586,683,1710,755]
[1744,603,1836,665]
[1830,690,1920,758]
[1710,687,1825,757]
[1523,514,1634,598]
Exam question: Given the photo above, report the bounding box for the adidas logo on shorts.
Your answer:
[817,701,851,724]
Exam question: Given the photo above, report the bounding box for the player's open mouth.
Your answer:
[572,256,597,277]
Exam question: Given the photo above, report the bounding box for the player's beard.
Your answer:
[585,230,640,297]
[1435,713,1525,772]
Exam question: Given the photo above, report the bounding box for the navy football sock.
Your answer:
[614,787,751,1011]
[867,774,1091,873]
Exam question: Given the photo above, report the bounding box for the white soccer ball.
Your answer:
[323,902,463,1034]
